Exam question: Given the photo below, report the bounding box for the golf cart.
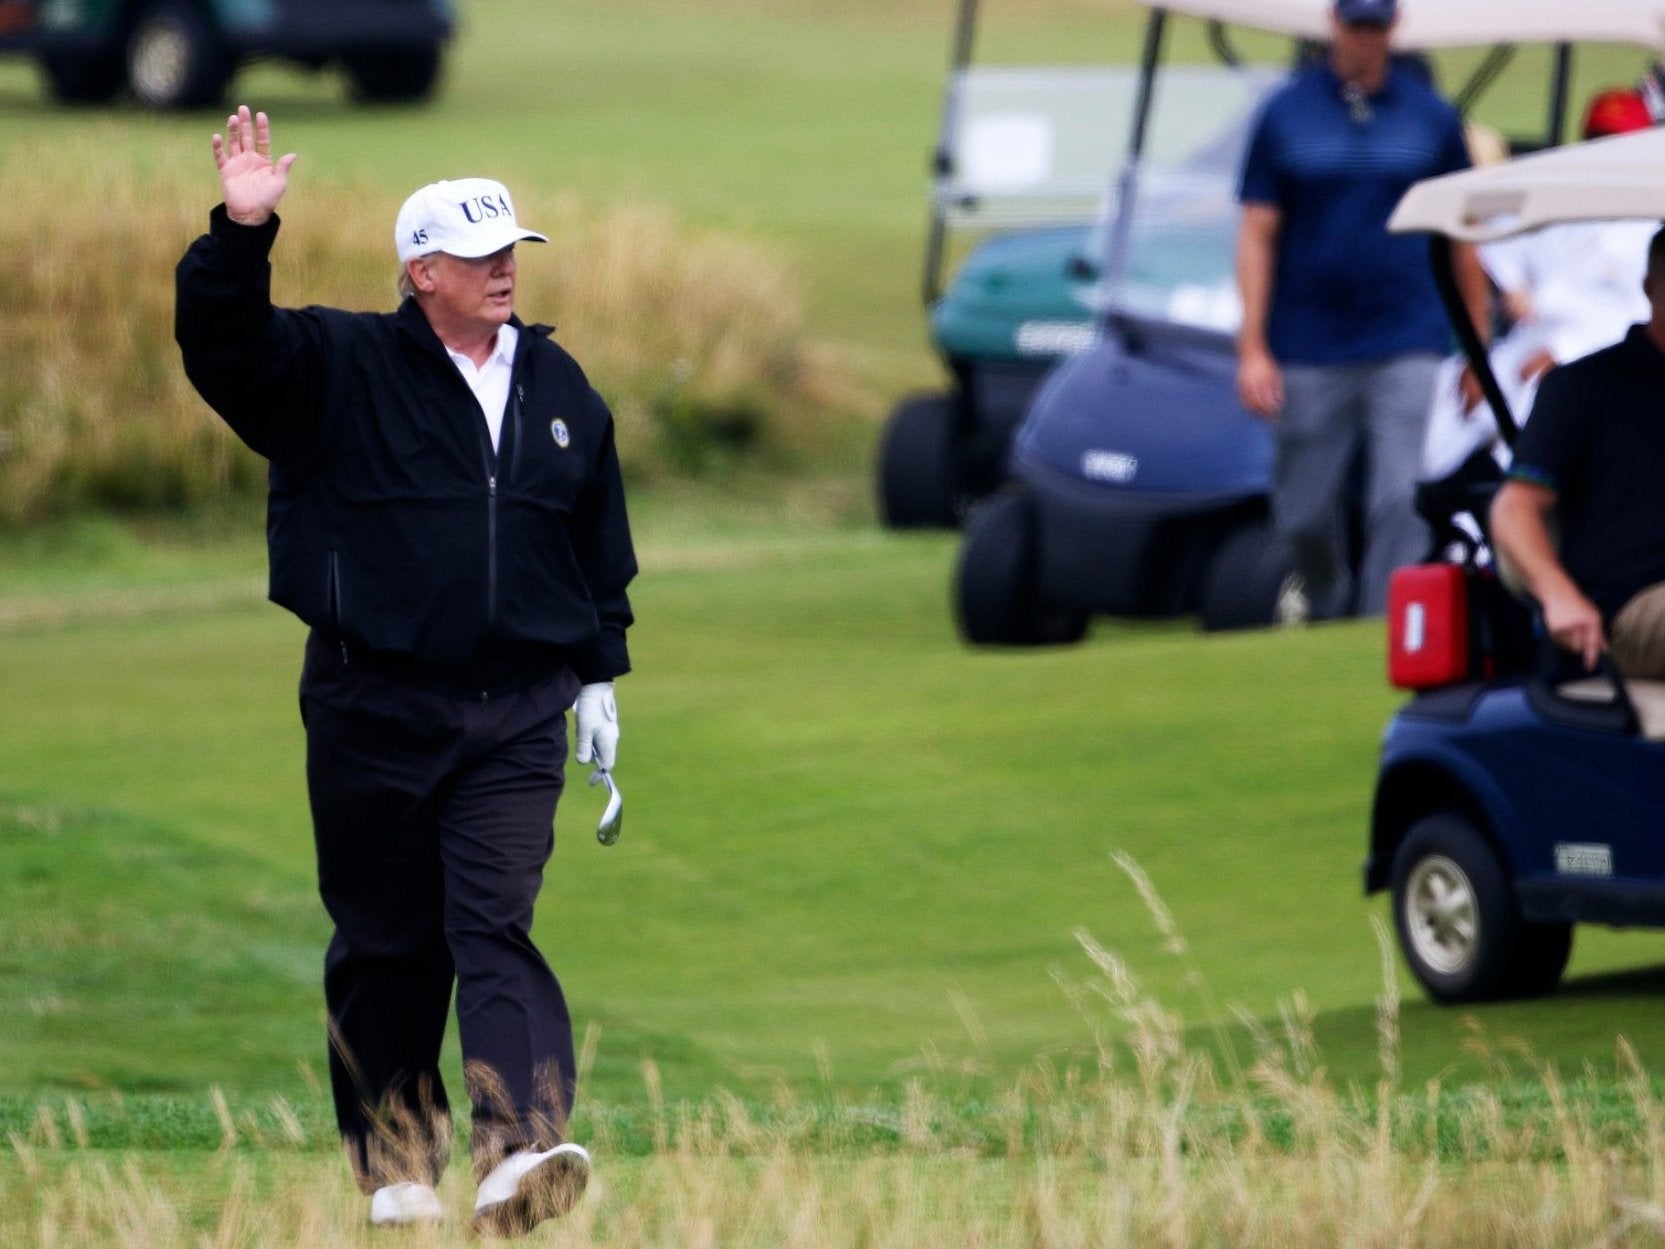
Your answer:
[1369,126,1665,1005]
[0,0,453,109]
[953,0,1665,646]
[877,0,1280,527]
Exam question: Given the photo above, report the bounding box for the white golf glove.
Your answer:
[573,682,619,771]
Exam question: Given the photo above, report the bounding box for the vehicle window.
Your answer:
[937,66,1143,228]
[1096,68,1286,332]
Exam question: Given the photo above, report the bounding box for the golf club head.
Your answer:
[589,767,622,845]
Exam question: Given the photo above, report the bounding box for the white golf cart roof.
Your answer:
[1149,0,1665,49]
[1389,127,1665,241]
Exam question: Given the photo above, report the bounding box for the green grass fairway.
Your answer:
[4,525,1664,1115]
[4,0,1665,1176]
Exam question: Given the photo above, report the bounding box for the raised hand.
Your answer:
[213,105,297,227]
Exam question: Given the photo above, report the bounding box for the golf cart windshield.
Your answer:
[923,35,1182,304]
[1094,66,1284,332]
[939,65,1279,229]
[936,67,1142,229]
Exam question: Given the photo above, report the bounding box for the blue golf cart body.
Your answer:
[1371,683,1665,929]
[1368,119,1665,1003]
[1365,535,1665,1002]
[874,0,1135,530]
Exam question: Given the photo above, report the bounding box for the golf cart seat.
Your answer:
[1479,521,1665,737]
[1557,675,1665,740]
[1482,506,1665,737]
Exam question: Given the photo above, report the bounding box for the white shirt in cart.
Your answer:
[1420,220,1655,481]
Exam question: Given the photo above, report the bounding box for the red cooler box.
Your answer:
[1387,564,1470,690]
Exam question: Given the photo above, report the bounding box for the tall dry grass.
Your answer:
[7,885,1665,1247]
[0,132,868,526]
[8,1046,1665,1246]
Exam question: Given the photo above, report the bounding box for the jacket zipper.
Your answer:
[509,383,525,483]
[479,412,499,630]
[327,550,348,664]
[485,374,525,629]
[486,471,498,628]
[476,353,525,633]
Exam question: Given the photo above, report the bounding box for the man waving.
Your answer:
[176,106,635,1236]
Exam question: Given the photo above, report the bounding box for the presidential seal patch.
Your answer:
[551,418,571,448]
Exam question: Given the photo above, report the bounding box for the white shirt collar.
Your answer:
[446,322,518,376]
[491,323,518,366]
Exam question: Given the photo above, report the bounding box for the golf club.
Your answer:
[589,767,622,845]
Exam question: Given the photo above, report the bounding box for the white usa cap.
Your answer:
[394,177,548,263]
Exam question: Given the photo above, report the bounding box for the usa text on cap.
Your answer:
[394,177,549,264]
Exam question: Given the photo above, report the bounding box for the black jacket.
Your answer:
[175,206,635,683]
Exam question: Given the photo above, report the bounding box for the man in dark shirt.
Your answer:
[1492,224,1665,677]
[1235,0,1487,618]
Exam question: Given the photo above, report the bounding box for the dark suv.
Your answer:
[0,0,453,109]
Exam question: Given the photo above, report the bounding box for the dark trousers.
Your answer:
[298,632,582,1189]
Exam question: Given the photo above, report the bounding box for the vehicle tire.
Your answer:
[126,0,229,110]
[955,490,1088,646]
[878,393,962,529]
[1199,520,1303,632]
[1512,921,1575,997]
[1390,813,1572,1004]
[344,44,444,103]
[39,52,124,104]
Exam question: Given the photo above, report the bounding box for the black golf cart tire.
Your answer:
[1512,920,1575,997]
[344,43,444,103]
[955,490,1088,647]
[126,0,230,110]
[1200,521,1300,632]
[878,392,961,529]
[1390,812,1571,1004]
[39,51,124,103]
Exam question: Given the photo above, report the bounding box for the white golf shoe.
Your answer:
[1275,573,1312,627]
[369,1181,443,1227]
[472,1142,590,1237]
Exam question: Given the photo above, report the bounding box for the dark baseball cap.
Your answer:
[1335,0,1397,24]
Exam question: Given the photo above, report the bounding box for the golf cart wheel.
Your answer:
[39,51,124,103]
[955,490,1088,647]
[1390,813,1571,1004]
[878,392,962,529]
[1200,521,1302,632]
[126,0,229,110]
[345,44,444,103]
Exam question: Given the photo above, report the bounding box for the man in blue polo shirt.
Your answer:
[1235,0,1487,619]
